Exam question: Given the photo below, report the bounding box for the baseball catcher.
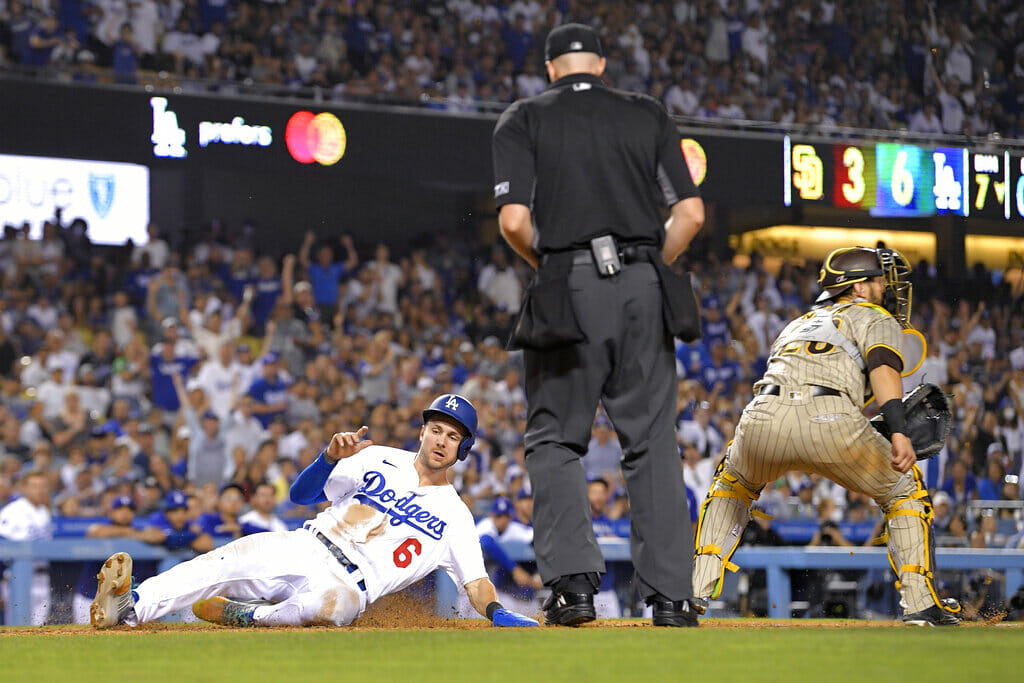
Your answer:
[691,246,960,625]
[90,394,539,629]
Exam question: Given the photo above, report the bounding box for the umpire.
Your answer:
[492,23,705,627]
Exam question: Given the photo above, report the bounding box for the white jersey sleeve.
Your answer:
[436,505,488,590]
[322,446,380,502]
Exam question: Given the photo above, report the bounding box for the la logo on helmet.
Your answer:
[444,396,460,411]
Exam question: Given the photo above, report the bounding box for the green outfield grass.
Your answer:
[3,621,1020,682]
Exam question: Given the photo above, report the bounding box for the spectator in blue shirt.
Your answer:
[6,1,36,63]
[500,14,533,71]
[247,352,290,428]
[249,256,284,333]
[676,339,712,379]
[698,341,743,395]
[975,453,1005,501]
[111,23,139,83]
[298,231,358,324]
[145,490,213,553]
[196,483,246,539]
[149,320,199,413]
[22,13,68,67]
[941,459,977,506]
[701,304,730,348]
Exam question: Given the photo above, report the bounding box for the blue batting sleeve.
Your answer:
[289,452,334,504]
[479,534,518,573]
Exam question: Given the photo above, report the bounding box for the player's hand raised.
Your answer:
[326,426,373,462]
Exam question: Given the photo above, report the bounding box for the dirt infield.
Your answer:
[3,591,1021,636]
[3,613,1021,637]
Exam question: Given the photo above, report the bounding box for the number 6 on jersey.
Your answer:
[393,538,422,568]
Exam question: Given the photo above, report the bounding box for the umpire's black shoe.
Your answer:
[542,591,596,626]
[648,595,700,627]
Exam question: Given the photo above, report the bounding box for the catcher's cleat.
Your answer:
[90,552,136,628]
[690,597,709,615]
[542,591,596,627]
[902,601,961,626]
[192,596,257,627]
[649,596,700,627]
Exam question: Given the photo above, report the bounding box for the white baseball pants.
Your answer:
[129,529,367,626]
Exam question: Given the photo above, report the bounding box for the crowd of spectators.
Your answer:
[0,213,1022,622]
[2,1,1023,137]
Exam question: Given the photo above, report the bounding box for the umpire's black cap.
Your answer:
[544,23,604,61]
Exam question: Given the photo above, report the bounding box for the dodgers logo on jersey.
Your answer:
[355,471,447,540]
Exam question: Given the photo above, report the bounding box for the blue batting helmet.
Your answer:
[422,393,477,461]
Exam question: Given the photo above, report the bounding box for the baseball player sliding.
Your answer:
[90,394,538,629]
[691,247,961,626]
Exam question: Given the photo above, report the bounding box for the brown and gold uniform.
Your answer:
[692,292,950,618]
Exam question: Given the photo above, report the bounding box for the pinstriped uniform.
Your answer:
[756,302,904,404]
[692,299,942,614]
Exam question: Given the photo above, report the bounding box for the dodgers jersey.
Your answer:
[309,445,487,604]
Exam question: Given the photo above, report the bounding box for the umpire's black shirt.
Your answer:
[492,72,699,253]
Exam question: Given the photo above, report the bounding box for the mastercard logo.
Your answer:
[680,138,707,186]
[285,111,347,165]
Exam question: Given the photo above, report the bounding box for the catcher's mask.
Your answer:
[816,246,913,328]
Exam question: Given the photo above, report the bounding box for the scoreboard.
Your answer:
[783,136,1024,220]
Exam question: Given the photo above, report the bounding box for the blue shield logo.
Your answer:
[89,173,115,218]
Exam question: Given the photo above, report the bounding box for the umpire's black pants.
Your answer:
[523,259,693,601]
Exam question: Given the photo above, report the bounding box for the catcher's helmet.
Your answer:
[816,246,913,327]
[422,393,477,461]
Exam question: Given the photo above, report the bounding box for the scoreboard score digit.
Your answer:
[872,143,935,217]
[832,145,876,210]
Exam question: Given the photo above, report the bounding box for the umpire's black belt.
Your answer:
[541,244,657,268]
[758,384,841,398]
[313,530,366,592]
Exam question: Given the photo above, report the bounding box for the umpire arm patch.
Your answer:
[866,345,903,373]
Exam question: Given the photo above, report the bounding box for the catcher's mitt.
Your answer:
[870,383,952,460]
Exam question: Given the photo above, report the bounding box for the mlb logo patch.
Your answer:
[494,181,510,198]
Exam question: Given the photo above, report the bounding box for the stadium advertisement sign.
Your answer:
[0,153,150,244]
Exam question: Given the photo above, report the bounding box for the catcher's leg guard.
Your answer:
[880,466,961,616]
[692,461,768,602]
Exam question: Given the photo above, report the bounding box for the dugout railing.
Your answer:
[2,538,1023,625]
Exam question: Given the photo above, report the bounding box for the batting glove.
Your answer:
[491,608,539,627]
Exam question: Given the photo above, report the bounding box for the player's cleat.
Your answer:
[192,597,257,627]
[648,596,700,627]
[90,552,136,628]
[690,597,709,615]
[542,591,596,626]
[901,603,961,626]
